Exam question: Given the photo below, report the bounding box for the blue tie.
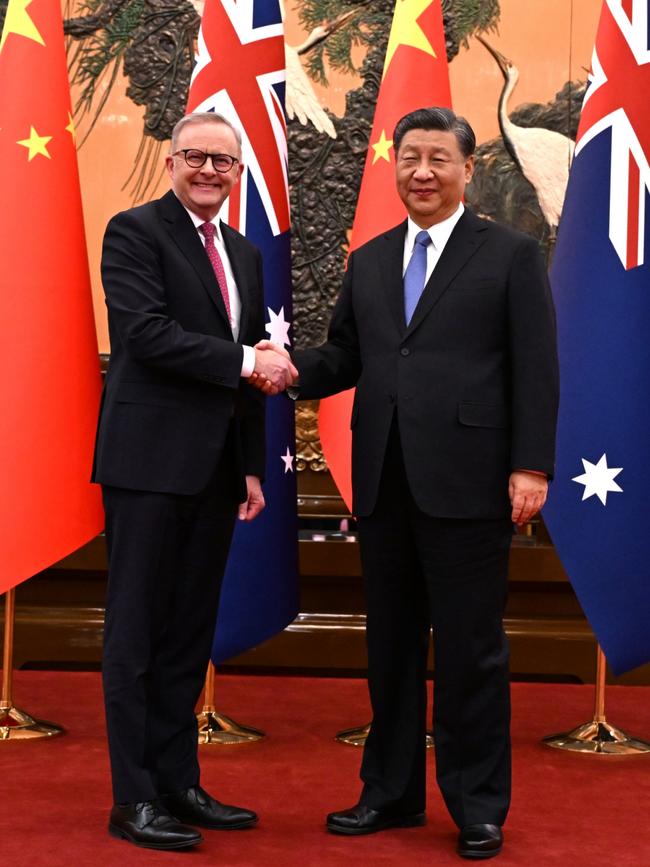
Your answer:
[404,230,432,325]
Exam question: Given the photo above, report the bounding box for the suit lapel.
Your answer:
[405,209,488,337]
[157,191,232,332]
[379,221,409,335]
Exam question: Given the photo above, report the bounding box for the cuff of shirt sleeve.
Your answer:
[241,344,255,378]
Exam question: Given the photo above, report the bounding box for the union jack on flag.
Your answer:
[576,0,650,269]
[544,0,650,674]
[186,0,298,662]
[188,0,290,236]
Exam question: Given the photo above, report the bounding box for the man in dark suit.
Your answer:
[258,107,558,859]
[93,112,296,850]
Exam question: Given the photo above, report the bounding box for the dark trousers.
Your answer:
[357,423,513,828]
[102,457,238,804]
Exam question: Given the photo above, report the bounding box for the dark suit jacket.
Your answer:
[294,209,559,519]
[92,190,266,497]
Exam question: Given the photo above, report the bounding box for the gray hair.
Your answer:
[393,107,476,158]
[170,112,243,153]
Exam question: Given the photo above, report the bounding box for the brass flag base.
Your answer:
[197,710,265,745]
[1,588,64,741]
[543,645,650,756]
[543,720,650,755]
[197,663,265,745]
[336,722,434,749]
[0,703,64,740]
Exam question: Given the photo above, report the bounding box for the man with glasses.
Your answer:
[93,112,297,850]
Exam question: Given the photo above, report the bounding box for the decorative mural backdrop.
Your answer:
[0,0,600,476]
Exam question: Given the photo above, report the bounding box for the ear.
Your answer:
[234,162,245,184]
[464,154,475,184]
[165,154,175,181]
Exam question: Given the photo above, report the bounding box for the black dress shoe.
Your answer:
[326,803,426,836]
[457,824,503,859]
[160,785,258,830]
[109,800,203,850]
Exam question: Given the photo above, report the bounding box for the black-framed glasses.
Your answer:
[172,149,239,173]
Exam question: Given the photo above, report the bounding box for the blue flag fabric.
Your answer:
[186,0,299,662]
[544,1,650,675]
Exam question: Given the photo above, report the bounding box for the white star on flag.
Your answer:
[572,454,623,505]
[280,446,294,474]
[265,306,291,348]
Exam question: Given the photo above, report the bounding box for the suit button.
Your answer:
[400,347,410,357]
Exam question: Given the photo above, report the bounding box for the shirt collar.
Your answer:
[406,202,464,253]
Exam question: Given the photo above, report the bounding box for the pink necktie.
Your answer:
[199,222,232,325]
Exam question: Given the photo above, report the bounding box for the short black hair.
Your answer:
[393,107,476,158]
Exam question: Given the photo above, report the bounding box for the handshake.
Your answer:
[248,340,298,396]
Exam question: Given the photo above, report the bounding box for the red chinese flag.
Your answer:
[318,0,452,510]
[0,0,104,593]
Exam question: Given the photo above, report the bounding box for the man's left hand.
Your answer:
[509,470,548,526]
[239,475,265,521]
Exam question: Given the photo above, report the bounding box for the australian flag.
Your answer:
[187,0,299,661]
[544,0,650,674]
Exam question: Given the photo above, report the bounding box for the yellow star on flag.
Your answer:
[0,0,46,54]
[383,0,436,79]
[66,112,77,142]
[372,130,394,165]
[17,126,53,161]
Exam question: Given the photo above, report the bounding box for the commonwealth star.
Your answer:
[265,306,291,348]
[572,454,623,506]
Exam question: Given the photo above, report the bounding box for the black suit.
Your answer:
[93,190,266,803]
[295,209,558,826]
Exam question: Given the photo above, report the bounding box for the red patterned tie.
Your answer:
[199,222,232,325]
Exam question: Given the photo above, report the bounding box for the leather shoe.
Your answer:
[109,800,202,850]
[457,824,503,859]
[160,785,258,830]
[326,803,426,836]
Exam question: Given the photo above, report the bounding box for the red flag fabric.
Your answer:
[318,0,452,510]
[0,0,104,593]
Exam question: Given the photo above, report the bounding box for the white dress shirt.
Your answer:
[181,202,255,378]
[402,202,465,285]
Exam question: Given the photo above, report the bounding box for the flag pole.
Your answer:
[543,644,650,754]
[0,589,63,740]
[196,661,264,745]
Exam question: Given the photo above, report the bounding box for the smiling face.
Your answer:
[165,120,242,222]
[395,128,474,228]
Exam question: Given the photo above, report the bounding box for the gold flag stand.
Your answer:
[196,661,264,745]
[0,588,64,740]
[336,722,434,749]
[543,645,650,755]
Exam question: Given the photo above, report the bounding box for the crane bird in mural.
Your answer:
[476,35,574,238]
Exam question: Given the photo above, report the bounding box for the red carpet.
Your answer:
[1,672,649,866]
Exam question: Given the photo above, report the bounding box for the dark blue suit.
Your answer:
[294,210,558,826]
[93,190,266,803]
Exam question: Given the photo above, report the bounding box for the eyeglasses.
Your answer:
[172,149,239,173]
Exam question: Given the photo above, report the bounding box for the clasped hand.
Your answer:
[248,340,298,395]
